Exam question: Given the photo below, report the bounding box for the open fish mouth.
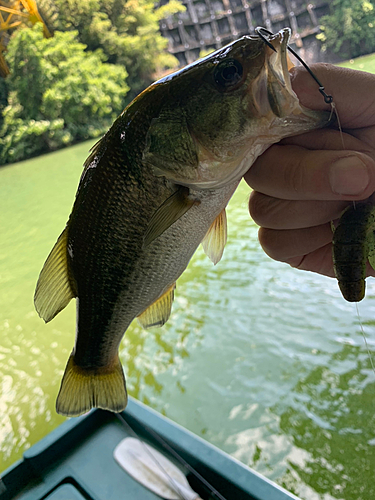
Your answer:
[253,27,327,125]
[263,28,299,117]
[267,30,294,90]
[252,28,295,118]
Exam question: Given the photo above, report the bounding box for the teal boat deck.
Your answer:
[1,399,301,500]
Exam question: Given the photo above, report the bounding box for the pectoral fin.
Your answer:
[34,228,76,323]
[137,283,176,329]
[201,209,227,265]
[143,187,198,247]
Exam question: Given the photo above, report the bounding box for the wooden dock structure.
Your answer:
[160,0,330,66]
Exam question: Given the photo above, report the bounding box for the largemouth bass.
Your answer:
[35,28,329,417]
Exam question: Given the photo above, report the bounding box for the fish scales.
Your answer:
[35,28,330,416]
[69,156,237,366]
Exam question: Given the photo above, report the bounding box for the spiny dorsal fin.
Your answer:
[34,228,76,323]
[143,187,198,247]
[56,353,127,416]
[137,283,176,329]
[83,133,107,169]
[201,209,227,265]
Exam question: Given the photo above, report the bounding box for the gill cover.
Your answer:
[143,51,249,188]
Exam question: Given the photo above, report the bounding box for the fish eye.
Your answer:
[214,59,243,90]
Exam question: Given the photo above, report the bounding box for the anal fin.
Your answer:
[56,353,127,417]
[137,283,176,329]
[34,228,76,322]
[201,209,227,265]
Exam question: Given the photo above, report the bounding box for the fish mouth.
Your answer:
[253,27,328,124]
[252,28,296,118]
[261,28,298,117]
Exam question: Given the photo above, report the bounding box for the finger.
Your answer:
[291,64,375,129]
[244,144,375,201]
[249,191,349,229]
[280,128,373,155]
[258,224,334,268]
[258,228,375,279]
[290,242,335,278]
[345,124,375,150]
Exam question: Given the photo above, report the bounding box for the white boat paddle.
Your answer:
[114,437,203,500]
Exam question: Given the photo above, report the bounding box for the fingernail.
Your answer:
[329,156,369,195]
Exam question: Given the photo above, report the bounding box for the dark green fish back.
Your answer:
[67,97,175,367]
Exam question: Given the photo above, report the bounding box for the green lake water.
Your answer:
[1,141,375,500]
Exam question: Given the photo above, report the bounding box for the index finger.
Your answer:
[244,144,375,201]
[291,64,375,129]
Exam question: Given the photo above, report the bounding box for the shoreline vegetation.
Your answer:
[0,0,184,166]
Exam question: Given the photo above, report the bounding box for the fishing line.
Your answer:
[255,27,375,376]
[356,303,375,376]
[116,413,192,500]
[331,102,346,151]
[116,412,228,500]
[255,27,334,105]
[255,27,346,154]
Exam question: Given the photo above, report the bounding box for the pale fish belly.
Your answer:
[107,180,240,341]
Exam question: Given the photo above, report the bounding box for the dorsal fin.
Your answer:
[201,209,227,265]
[83,135,106,169]
[137,283,176,329]
[143,187,198,247]
[34,228,76,323]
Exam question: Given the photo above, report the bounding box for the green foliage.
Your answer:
[0,78,8,128]
[0,0,184,164]
[53,0,183,98]
[0,95,67,165]
[317,0,375,59]
[0,25,128,164]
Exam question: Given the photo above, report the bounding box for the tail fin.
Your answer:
[56,353,127,417]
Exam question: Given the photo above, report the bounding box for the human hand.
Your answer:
[245,63,375,278]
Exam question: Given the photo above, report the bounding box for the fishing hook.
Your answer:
[254,26,277,52]
[255,26,333,105]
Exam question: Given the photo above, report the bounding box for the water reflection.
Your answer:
[276,344,375,500]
